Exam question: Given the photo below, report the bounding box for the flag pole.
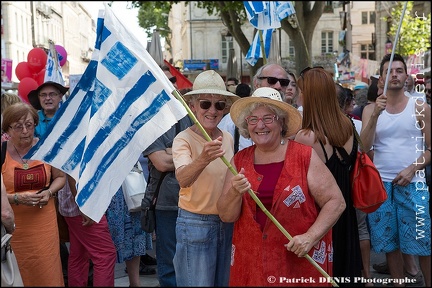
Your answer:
[258,30,267,65]
[171,89,338,287]
[383,1,408,95]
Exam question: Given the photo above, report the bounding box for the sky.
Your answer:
[81,1,149,46]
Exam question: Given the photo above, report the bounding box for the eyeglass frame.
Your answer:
[198,99,227,111]
[245,114,279,125]
[39,92,61,99]
[299,66,325,78]
[257,76,290,87]
[9,122,36,132]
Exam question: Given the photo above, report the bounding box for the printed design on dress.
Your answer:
[283,185,306,208]
[312,240,326,264]
[14,164,47,192]
[231,244,236,266]
[327,242,333,263]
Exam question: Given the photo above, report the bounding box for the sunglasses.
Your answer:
[299,66,324,77]
[257,76,290,87]
[169,76,177,84]
[198,100,226,111]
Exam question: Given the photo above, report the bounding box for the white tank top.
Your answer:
[374,96,426,182]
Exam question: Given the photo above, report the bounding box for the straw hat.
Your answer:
[183,70,240,104]
[230,87,302,137]
[28,81,69,110]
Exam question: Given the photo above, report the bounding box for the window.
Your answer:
[221,35,233,63]
[321,31,334,54]
[362,11,376,24]
[360,44,376,60]
[289,39,295,58]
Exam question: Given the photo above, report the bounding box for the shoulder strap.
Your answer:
[151,172,168,207]
[318,140,329,162]
[1,141,7,167]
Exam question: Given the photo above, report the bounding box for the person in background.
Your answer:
[162,65,178,90]
[217,87,345,286]
[295,67,362,285]
[425,77,431,105]
[218,83,253,153]
[361,53,430,287]
[404,74,425,100]
[351,87,368,120]
[172,70,239,286]
[1,176,15,234]
[225,77,239,93]
[285,71,299,107]
[106,161,155,286]
[1,92,22,142]
[253,63,290,101]
[1,102,66,286]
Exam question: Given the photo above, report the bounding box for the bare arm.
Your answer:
[176,136,225,188]
[38,167,66,206]
[360,94,387,152]
[1,177,15,233]
[148,149,175,172]
[67,175,95,226]
[217,163,250,222]
[286,149,346,257]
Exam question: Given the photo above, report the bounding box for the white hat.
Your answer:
[183,70,240,104]
[230,87,302,137]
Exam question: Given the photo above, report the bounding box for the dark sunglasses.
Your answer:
[257,76,290,87]
[300,66,325,77]
[198,100,226,111]
[169,76,177,84]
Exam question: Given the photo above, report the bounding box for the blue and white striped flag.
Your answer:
[245,29,273,66]
[26,4,187,222]
[44,42,65,86]
[244,1,296,30]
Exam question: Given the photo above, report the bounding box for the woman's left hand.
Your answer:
[284,233,314,257]
[37,189,51,207]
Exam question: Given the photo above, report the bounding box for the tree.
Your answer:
[387,1,431,57]
[131,1,325,76]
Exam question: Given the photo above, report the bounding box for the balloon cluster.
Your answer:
[15,45,67,103]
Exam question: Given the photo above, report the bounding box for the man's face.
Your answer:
[226,80,237,92]
[255,65,289,100]
[38,86,63,114]
[381,61,407,92]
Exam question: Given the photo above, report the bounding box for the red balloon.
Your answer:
[35,69,46,85]
[27,48,47,73]
[55,45,68,67]
[15,62,34,80]
[18,77,39,104]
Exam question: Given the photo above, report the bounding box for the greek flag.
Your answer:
[244,1,296,30]
[245,29,273,66]
[26,4,187,222]
[44,42,65,86]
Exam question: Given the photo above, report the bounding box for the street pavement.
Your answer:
[114,245,425,287]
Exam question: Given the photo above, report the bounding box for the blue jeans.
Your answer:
[173,208,234,287]
[155,209,178,287]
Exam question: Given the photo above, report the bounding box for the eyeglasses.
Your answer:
[257,77,290,87]
[39,92,60,99]
[198,100,226,111]
[299,66,324,77]
[245,115,278,125]
[9,122,35,132]
[169,76,177,84]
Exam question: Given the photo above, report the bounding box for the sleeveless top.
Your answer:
[318,127,362,283]
[230,141,333,287]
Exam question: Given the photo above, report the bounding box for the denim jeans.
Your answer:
[173,208,234,287]
[155,209,178,287]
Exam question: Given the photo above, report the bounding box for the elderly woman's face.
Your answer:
[8,113,35,145]
[246,106,282,146]
[191,94,226,131]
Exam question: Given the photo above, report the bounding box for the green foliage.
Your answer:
[388,1,431,57]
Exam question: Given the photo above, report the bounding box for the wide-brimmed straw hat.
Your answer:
[28,81,69,110]
[230,87,302,137]
[183,70,240,104]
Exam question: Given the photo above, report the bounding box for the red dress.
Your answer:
[230,141,333,287]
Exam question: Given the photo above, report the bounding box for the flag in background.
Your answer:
[244,1,296,66]
[244,1,296,30]
[44,40,65,86]
[164,59,193,90]
[245,28,273,66]
[26,4,188,222]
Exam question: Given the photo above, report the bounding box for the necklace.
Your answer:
[12,144,29,170]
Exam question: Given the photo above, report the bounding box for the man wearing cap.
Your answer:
[27,81,69,138]
[171,70,239,286]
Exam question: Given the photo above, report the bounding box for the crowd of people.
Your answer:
[1,53,430,287]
